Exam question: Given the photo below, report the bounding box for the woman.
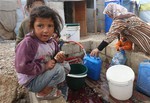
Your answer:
[90,3,150,56]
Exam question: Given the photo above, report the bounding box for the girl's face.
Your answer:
[34,17,54,42]
[121,36,127,42]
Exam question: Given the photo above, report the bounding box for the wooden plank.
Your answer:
[74,1,87,36]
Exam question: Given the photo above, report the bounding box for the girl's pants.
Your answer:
[26,63,66,92]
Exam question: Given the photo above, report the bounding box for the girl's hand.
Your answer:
[54,51,66,63]
[45,59,56,70]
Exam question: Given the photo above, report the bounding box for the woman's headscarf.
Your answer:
[103,3,128,19]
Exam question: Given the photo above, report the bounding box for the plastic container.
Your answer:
[136,60,150,97]
[66,64,88,90]
[104,0,120,32]
[106,65,135,100]
[83,54,102,81]
[61,23,80,42]
[110,50,127,66]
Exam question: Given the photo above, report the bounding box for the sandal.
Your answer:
[36,87,62,100]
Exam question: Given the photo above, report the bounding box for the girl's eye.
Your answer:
[48,24,54,28]
[37,24,43,28]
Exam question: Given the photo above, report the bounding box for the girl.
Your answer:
[90,3,150,56]
[15,6,68,100]
[115,36,132,51]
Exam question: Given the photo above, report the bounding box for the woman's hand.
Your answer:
[45,59,56,70]
[54,51,66,63]
[90,48,99,57]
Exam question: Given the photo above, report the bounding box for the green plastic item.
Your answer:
[65,23,80,27]
[66,64,88,90]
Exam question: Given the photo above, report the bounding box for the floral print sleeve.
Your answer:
[104,19,127,43]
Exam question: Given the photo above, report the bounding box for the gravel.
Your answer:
[0,40,29,103]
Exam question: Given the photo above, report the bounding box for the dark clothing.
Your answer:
[16,17,30,46]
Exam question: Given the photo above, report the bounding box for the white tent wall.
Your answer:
[46,2,65,24]
[46,2,67,38]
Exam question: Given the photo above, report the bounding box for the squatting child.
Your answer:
[15,6,70,100]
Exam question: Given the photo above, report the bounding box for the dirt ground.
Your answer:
[0,40,29,103]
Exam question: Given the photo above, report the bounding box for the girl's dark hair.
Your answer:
[26,0,45,9]
[30,6,63,36]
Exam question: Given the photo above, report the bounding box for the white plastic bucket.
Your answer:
[106,65,135,100]
[60,23,80,42]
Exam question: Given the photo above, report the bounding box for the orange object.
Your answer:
[115,39,132,51]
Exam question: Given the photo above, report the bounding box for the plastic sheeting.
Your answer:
[14,0,26,35]
[139,0,150,4]
[138,0,150,22]
[110,50,127,66]
[139,11,150,22]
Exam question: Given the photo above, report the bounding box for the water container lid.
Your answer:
[106,65,135,85]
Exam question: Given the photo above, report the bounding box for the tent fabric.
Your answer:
[0,0,17,39]
[0,23,16,40]
[0,0,17,11]
[0,11,17,32]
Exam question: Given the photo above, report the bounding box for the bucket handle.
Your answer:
[67,74,87,78]
[63,40,87,56]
